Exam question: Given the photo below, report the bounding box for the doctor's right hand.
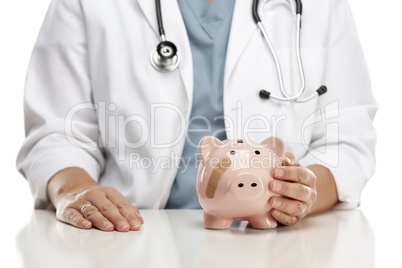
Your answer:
[46,167,144,232]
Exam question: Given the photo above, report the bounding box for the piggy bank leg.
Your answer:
[204,213,233,229]
[247,213,277,229]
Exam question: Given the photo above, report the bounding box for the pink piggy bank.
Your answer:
[196,136,286,229]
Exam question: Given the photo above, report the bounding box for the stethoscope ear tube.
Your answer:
[316,85,327,96]
[259,90,271,99]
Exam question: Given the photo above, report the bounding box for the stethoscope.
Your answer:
[150,0,180,72]
[150,0,327,102]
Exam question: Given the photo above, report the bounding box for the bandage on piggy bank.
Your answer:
[196,136,286,229]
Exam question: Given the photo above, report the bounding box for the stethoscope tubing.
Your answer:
[256,14,306,101]
[155,0,165,40]
[151,0,326,102]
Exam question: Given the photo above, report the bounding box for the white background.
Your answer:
[0,0,401,266]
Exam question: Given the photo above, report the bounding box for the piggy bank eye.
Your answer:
[230,150,236,155]
[255,150,260,155]
[238,183,244,187]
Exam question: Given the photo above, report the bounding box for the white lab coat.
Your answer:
[17,0,378,209]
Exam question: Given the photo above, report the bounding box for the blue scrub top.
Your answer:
[165,0,236,209]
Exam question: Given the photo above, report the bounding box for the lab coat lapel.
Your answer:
[137,0,194,107]
[136,0,159,40]
[224,0,264,88]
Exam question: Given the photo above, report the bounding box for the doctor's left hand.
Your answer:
[269,153,318,226]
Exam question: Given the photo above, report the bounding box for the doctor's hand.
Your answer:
[47,167,144,232]
[269,153,318,226]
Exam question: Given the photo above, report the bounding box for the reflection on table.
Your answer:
[16,209,374,268]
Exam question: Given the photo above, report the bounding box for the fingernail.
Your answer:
[273,182,282,191]
[130,219,141,228]
[104,221,114,229]
[118,221,130,230]
[82,220,91,228]
[272,199,282,208]
[275,169,284,178]
[273,210,281,217]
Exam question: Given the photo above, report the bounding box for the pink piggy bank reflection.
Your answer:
[196,136,286,230]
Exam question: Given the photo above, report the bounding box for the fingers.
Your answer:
[283,152,300,166]
[274,166,316,187]
[271,155,317,227]
[59,208,93,230]
[105,187,144,230]
[270,197,306,217]
[270,180,314,203]
[270,191,305,226]
[57,186,144,232]
[87,197,131,232]
[82,187,143,232]
[79,203,116,231]
[271,209,298,226]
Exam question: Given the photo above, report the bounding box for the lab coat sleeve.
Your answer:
[298,0,378,209]
[16,0,105,209]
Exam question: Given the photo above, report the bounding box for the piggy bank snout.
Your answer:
[229,174,265,199]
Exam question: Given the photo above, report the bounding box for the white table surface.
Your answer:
[6,209,378,268]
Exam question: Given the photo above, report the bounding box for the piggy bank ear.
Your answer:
[199,136,224,164]
[260,136,286,157]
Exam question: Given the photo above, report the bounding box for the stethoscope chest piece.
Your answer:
[150,41,180,72]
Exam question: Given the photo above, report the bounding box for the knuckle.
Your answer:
[104,186,116,192]
[60,209,80,225]
[297,166,306,183]
[115,202,131,210]
[124,214,137,221]
[99,203,116,213]
[83,188,97,199]
[308,169,317,185]
[59,209,69,222]
[309,169,317,180]
[312,190,318,202]
[283,216,295,226]
[84,213,105,227]
[69,211,79,224]
[296,184,306,200]
[290,216,298,225]
[122,207,140,219]
[85,207,99,218]
[296,202,304,214]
